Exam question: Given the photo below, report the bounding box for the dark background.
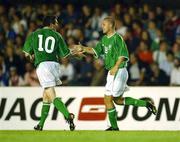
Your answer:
[1,0,180,9]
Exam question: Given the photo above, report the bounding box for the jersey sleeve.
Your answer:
[58,35,70,58]
[92,40,103,58]
[116,35,129,61]
[22,33,34,55]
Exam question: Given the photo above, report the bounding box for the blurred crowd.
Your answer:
[0,2,180,87]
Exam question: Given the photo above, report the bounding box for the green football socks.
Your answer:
[39,102,50,128]
[124,97,147,107]
[107,108,118,129]
[53,97,70,119]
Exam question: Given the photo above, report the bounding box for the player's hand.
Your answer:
[71,44,84,55]
[110,65,119,75]
[75,51,86,58]
[70,44,86,59]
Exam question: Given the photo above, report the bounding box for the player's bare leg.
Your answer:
[113,96,157,115]
[104,95,119,131]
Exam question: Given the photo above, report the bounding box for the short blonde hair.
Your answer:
[103,16,115,28]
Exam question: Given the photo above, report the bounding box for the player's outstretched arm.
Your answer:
[72,44,95,55]
[69,45,85,58]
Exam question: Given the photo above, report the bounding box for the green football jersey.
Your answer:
[23,27,70,67]
[93,33,129,70]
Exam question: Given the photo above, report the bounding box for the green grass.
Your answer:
[0,131,179,142]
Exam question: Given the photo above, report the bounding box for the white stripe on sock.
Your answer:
[107,108,116,113]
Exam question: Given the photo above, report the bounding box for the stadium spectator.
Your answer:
[140,30,152,48]
[66,23,76,38]
[0,2,179,86]
[113,3,122,18]
[155,6,165,27]
[26,21,38,36]
[9,67,24,86]
[5,46,23,75]
[64,4,78,25]
[159,51,174,76]
[116,18,127,37]
[137,40,153,65]
[150,29,164,51]
[15,35,24,57]
[12,12,27,35]
[123,13,132,28]
[0,65,8,86]
[141,4,150,22]
[0,32,5,50]
[77,54,94,86]
[132,21,142,38]
[149,62,169,86]
[22,5,36,22]
[90,59,105,86]
[128,6,136,20]
[24,62,39,86]
[124,29,140,53]
[59,58,74,86]
[147,21,158,41]
[2,20,16,41]
[172,42,180,58]
[0,5,5,15]
[0,53,8,86]
[170,58,180,86]
[153,40,168,65]
[164,10,180,44]
[0,53,6,73]
[91,7,107,32]
[128,53,146,86]
[72,28,87,45]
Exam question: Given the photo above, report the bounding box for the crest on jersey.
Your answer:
[104,44,112,54]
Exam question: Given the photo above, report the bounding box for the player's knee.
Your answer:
[44,87,56,103]
[113,97,124,105]
[104,95,113,105]
[104,96,115,109]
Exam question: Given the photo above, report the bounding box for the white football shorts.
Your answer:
[36,61,62,88]
[105,68,129,97]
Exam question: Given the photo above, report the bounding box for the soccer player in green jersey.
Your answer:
[22,16,77,131]
[75,17,157,131]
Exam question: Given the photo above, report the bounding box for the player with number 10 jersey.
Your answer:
[23,27,70,67]
[22,16,75,131]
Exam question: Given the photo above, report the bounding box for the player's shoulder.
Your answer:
[34,28,51,34]
[101,35,107,40]
[35,28,62,37]
[33,28,43,33]
[54,31,63,38]
[30,28,43,36]
[115,33,123,40]
[114,33,125,43]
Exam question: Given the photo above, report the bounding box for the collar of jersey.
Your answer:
[43,26,51,29]
[106,32,116,38]
[43,27,56,31]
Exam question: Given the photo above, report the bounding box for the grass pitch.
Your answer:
[0,131,179,142]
